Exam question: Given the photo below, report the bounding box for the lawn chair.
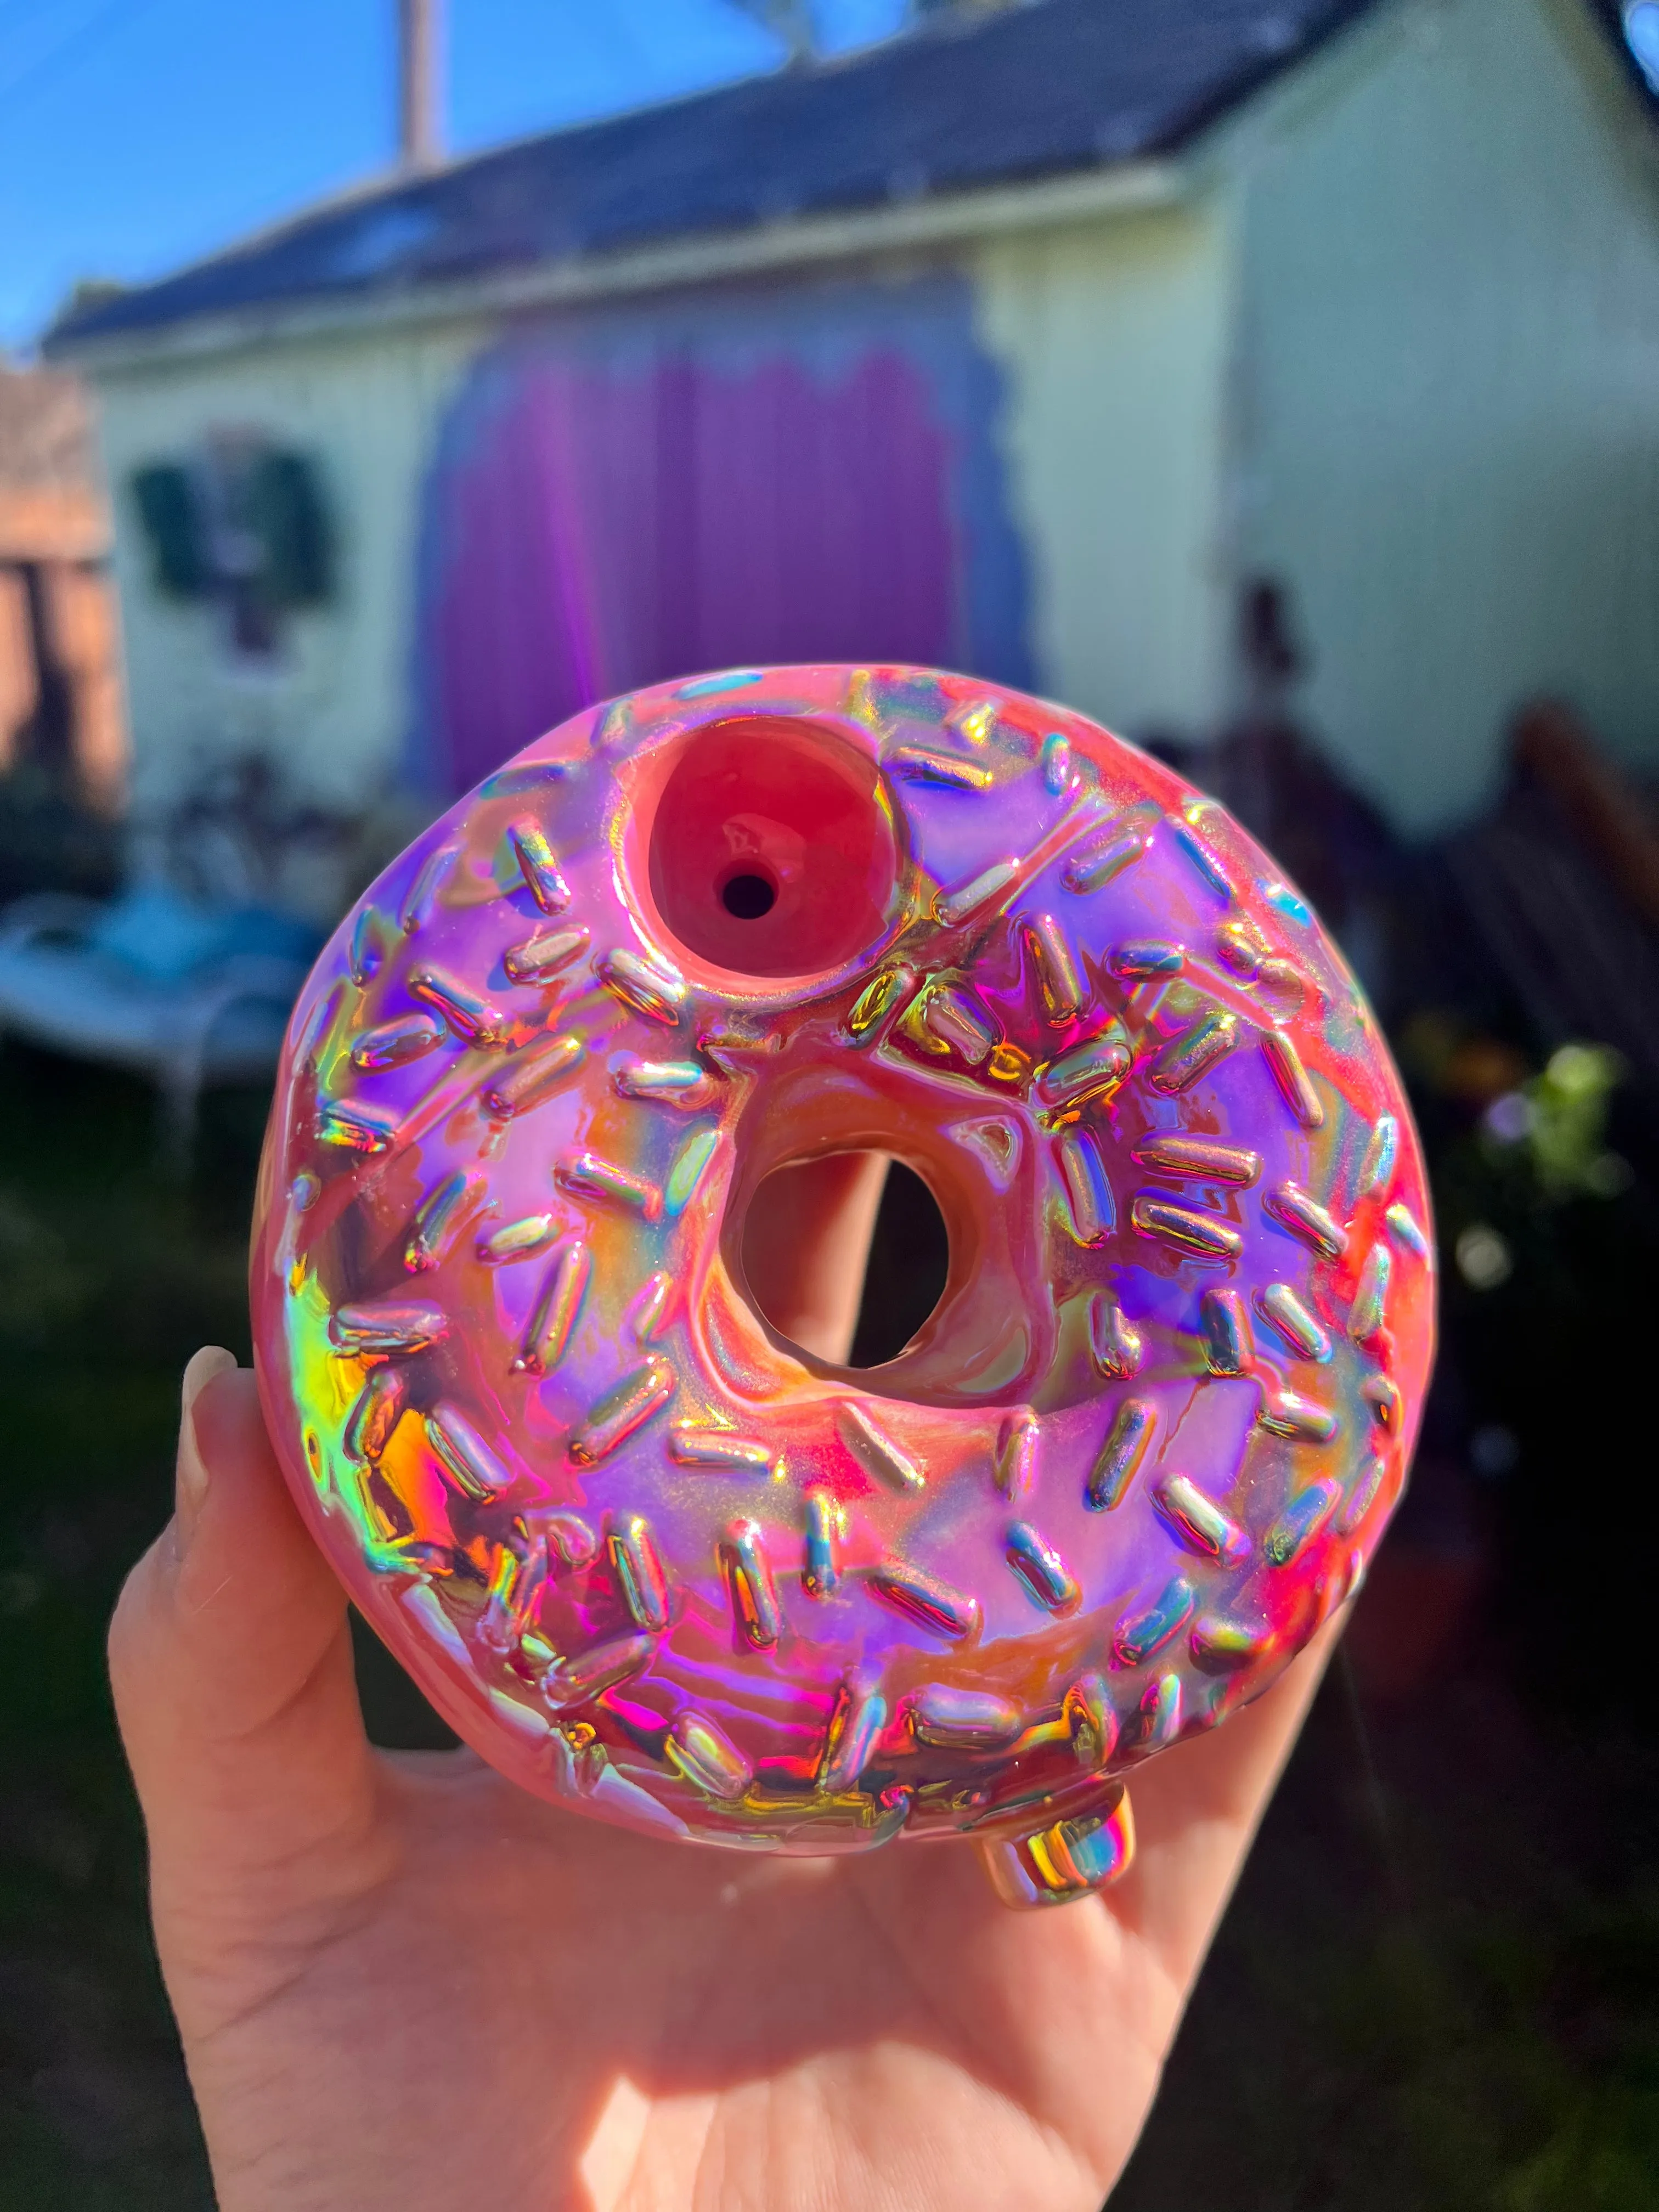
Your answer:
[0,883,319,1164]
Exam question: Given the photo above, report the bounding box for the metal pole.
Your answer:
[398,0,442,172]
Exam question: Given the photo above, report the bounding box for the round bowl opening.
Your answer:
[646,716,897,979]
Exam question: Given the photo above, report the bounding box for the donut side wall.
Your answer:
[249,663,1435,1857]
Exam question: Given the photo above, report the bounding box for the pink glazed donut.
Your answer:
[250,664,1434,1906]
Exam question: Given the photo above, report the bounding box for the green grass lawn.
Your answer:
[0,1038,1655,2208]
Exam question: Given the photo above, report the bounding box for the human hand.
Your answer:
[111,1155,1338,2211]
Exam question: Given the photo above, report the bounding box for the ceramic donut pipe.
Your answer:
[250,664,1435,1909]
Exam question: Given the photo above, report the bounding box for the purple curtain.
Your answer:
[423,345,962,794]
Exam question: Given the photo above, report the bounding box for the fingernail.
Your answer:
[176,1345,239,1544]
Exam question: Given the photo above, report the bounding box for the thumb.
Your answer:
[109,1348,382,1973]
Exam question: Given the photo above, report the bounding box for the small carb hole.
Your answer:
[720,868,778,920]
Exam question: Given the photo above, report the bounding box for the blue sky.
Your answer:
[0,0,909,353]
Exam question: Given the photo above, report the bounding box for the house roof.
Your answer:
[49,0,1385,352]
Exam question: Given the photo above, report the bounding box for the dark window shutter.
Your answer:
[130,462,208,597]
[246,451,332,608]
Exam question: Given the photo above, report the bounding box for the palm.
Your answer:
[113,1198,1331,2210]
[171,1741,1165,2210]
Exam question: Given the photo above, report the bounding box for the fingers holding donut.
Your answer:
[108,1352,383,2014]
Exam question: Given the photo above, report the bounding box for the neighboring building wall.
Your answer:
[0,366,126,807]
[1232,0,1659,830]
[92,320,484,820]
[972,196,1234,744]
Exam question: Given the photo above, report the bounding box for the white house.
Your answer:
[47,0,1659,866]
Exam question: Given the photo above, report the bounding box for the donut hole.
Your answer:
[646,717,898,979]
[849,1161,952,1368]
[740,1154,950,1369]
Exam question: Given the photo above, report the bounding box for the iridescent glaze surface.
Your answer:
[250,664,1434,1883]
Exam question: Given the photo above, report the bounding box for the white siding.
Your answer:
[973,200,1234,741]
[1232,0,1659,828]
[93,323,483,823]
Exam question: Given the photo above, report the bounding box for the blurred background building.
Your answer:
[0,364,125,812]
[45,0,1659,891]
[6,4,1659,2205]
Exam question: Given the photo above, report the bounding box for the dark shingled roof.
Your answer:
[51,0,1387,348]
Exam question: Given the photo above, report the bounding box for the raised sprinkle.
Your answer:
[1087,1399,1154,1511]
[934,859,1020,928]
[570,1360,676,1465]
[1110,940,1184,979]
[613,1058,714,1108]
[889,746,993,792]
[1063,806,1157,895]
[921,985,998,1065]
[606,1512,671,1632]
[1021,912,1085,1025]
[838,1402,926,1493]
[1256,1283,1333,1362]
[398,843,455,933]
[671,1426,776,1475]
[541,1633,656,1709]
[1260,1031,1325,1130]
[514,1240,591,1374]
[483,1032,584,1118]
[477,1212,558,1265]
[315,1099,399,1154]
[348,906,385,985]
[666,1711,752,1798]
[1006,1521,1081,1615]
[1133,1135,1262,1186]
[626,1271,674,1343]
[1348,1242,1391,1341]
[1264,1479,1341,1567]
[555,1150,663,1222]
[1386,1201,1431,1257]
[425,1404,506,1502]
[1265,1181,1350,1261]
[1152,1474,1250,1565]
[720,1520,782,1650]
[1056,1124,1117,1245]
[911,1684,1023,1750]
[994,1408,1037,1500]
[507,818,571,915]
[1113,1575,1196,1667]
[1358,1114,1400,1198]
[331,1300,447,1353]
[503,924,590,986]
[1257,1390,1339,1443]
[352,1012,443,1071]
[1036,1022,1132,1110]
[405,1171,483,1274]
[594,947,687,1026]
[409,968,503,1046]
[819,1680,885,1790]
[343,1365,405,1462]
[664,1126,720,1217]
[867,1564,980,1641]
[803,1491,840,1596]
[1171,812,1234,901]
[1199,1287,1250,1374]
[1149,1009,1239,1093]
[1088,1293,1143,1379]
[1130,1192,1243,1261]
[845,966,909,1041]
